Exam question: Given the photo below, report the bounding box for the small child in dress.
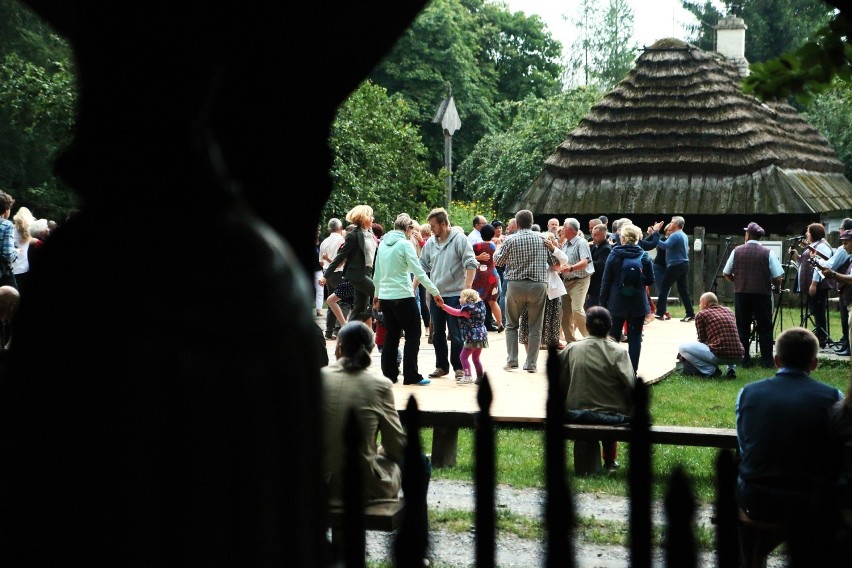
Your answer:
[440,288,488,385]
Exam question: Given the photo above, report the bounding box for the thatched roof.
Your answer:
[514,38,852,216]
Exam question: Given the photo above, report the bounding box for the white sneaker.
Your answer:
[454,369,464,380]
[457,375,474,385]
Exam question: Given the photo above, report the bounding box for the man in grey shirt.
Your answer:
[420,207,479,380]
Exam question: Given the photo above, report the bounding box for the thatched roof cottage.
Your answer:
[514,17,852,236]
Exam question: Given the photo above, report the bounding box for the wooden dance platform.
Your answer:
[317,314,695,422]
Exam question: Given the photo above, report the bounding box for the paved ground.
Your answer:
[315,309,848,419]
[316,309,695,419]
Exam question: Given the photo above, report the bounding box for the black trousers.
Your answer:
[379,297,424,384]
[734,292,773,365]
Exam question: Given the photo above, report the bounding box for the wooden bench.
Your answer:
[563,423,738,474]
[328,499,405,545]
[562,423,738,448]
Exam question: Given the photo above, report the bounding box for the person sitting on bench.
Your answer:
[559,306,635,472]
[321,321,407,504]
[736,327,845,563]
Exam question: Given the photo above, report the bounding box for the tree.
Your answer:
[456,87,604,216]
[679,1,724,52]
[680,0,834,64]
[477,2,563,103]
[369,0,563,197]
[804,79,852,178]
[0,0,77,218]
[325,81,444,227]
[744,7,852,103]
[565,0,639,90]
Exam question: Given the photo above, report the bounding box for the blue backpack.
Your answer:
[620,255,644,297]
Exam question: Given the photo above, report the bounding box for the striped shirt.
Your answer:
[493,229,555,283]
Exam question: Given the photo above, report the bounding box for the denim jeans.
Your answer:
[678,341,739,376]
[610,315,644,371]
[429,295,462,372]
[655,262,693,318]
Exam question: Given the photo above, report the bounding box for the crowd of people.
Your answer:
[315,206,711,382]
[315,205,851,560]
[0,189,57,352]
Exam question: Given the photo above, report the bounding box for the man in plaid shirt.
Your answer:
[677,292,744,378]
[494,210,558,373]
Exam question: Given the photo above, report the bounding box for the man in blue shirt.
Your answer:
[653,215,695,322]
[736,327,844,562]
[824,219,852,355]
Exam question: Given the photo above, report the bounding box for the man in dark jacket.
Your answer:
[736,327,843,563]
[585,223,611,308]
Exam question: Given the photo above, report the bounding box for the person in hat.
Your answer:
[818,228,852,355]
[723,222,785,368]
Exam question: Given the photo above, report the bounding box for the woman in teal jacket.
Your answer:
[373,213,444,385]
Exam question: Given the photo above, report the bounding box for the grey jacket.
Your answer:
[419,229,478,297]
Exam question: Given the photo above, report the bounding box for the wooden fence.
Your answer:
[327,350,846,566]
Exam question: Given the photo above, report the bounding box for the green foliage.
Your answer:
[680,1,724,52]
[0,0,78,219]
[565,0,639,90]
[369,0,564,194]
[446,199,496,233]
[456,87,604,217]
[477,1,564,103]
[681,0,834,64]
[325,81,444,228]
[803,78,852,179]
[744,11,852,103]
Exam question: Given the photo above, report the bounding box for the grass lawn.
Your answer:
[426,306,850,503]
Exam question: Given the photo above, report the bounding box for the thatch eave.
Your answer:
[513,166,852,217]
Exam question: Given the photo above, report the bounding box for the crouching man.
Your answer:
[677,292,744,378]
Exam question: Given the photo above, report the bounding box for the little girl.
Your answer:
[440,288,488,385]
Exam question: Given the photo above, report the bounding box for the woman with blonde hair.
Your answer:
[599,224,654,372]
[324,205,376,327]
[12,206,35,293]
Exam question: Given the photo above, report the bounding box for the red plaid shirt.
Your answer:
[695,304,744,360]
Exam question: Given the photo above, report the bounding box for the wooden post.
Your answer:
[572,441,602,475]
[431,426,459,468]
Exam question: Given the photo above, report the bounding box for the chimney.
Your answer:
[715,16,749,76]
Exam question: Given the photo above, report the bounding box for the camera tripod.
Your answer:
[799,287,836,348]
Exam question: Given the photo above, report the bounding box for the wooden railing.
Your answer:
[327,347,839,566]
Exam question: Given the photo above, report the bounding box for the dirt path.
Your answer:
[361,480,787,567]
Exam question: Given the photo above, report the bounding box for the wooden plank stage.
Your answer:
[318,315,694,422]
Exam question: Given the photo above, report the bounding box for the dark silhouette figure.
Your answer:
[0,2,429,566]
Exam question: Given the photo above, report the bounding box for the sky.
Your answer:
[503,0,713,55]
